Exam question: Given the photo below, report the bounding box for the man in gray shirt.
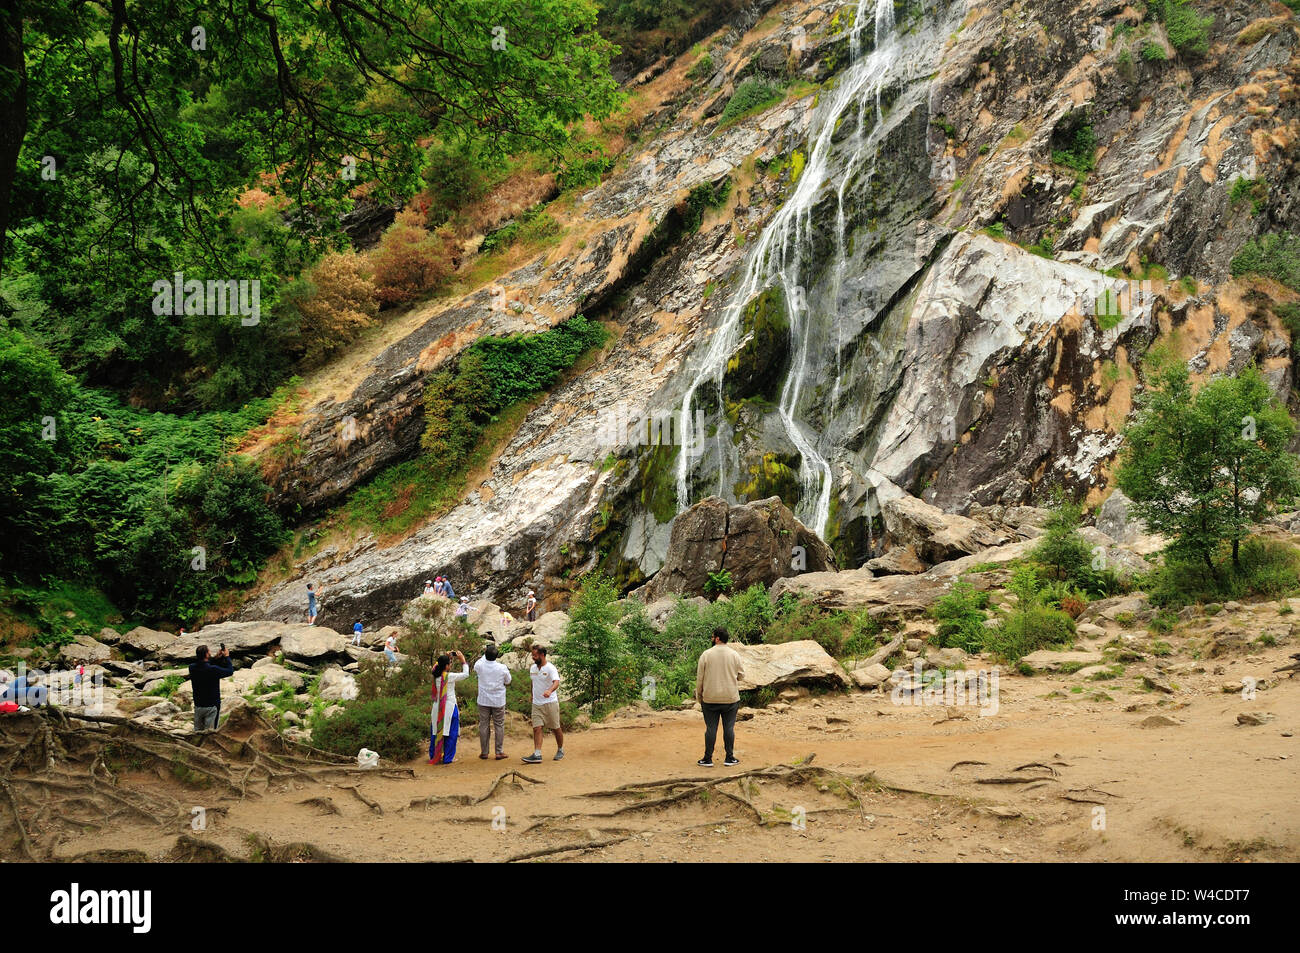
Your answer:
[473,644,512,760]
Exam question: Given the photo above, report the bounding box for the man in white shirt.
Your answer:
[383,632,399,664]
[473,644,512,760]
[523,645,564,763]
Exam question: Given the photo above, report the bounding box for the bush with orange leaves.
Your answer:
[291,250,380,367]
[371,207,460,308]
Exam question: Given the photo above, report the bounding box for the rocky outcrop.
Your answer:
[642,496,835,601]
[875,481,1011,564]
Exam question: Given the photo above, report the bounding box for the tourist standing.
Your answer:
[522,646,564,763]
[307,583,318,625]
[474,644,512,760]
[352,620,364,646]
[455,596,470,624]
[525,590,537,622]
[429,650,471,764]
[189,645,234,732]
[694,626,744,767]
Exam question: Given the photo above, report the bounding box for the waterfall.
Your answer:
[675,0,916,538]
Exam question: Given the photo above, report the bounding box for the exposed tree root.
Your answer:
[407,770,544,812]
[0,707,404,860]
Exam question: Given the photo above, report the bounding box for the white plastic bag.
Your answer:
[356,748,379,768]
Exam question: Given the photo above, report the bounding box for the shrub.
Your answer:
[1149,0,1213,57]
[724,584,776,644]
[991,606,1076,663]
[290,251,379,367]
[1146,538,1300,607]
[1029,498,1121,596]
[762,597,879,658]
[310,697,429,762]
[1230,232,1300,292]
[718,79,785,128]
[683,179,732,232]
[990,565,1077,663]
[554,573,627,716]
[930,579,990,653]
[371,209,458,307]
[1051,120,1097,174]
[703,569,734,596]
[418,316,608,481]
[687,51,715,81]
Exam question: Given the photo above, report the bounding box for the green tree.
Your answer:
[554,573,626,716]
[1116,365,1300,577]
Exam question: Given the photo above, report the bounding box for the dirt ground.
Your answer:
[43,630,1299,863]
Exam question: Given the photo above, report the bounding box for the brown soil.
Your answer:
[28,636,1298,863]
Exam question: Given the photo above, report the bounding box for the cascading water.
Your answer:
[675,0,927,539]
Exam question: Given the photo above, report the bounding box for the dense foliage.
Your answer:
[0,326,287,623]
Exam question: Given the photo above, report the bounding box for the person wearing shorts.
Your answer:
[522,645,564,763]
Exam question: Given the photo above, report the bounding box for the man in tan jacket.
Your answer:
[694,626,745,767]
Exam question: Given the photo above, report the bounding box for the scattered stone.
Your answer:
[1138,714,1181,728]
[1236,712,1275,726]
[851,663,893,690]
[1142,674,1174,694]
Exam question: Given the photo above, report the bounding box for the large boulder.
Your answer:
[876,483,1010,564]
[1095,490,1146,544]
[510,611,570,650]
[58,633,113,667]
[732,640,850,692]
[155,621,291,664]
[318,666,358,701]
[247,658,305,691]
[280,625,350,663]
[643,496,835,601]
[118,626,177,658]
[769,568,958,618]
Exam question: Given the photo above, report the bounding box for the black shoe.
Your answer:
[724,757,740,766]
[697,758,714,767]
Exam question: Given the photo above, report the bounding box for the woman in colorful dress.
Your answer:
[429,650,470,765]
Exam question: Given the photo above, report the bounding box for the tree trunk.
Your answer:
[0,0,26,279]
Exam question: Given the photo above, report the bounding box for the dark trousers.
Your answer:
[701,701,739,761]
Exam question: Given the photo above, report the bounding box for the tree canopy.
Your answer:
[1116,364,1300,576]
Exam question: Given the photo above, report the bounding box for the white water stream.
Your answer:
[675,0,915,538]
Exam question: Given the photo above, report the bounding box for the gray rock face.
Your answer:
[233,0,1299,629]
[642,496,835,602]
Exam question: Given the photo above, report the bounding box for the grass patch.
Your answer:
[717,79,786,130]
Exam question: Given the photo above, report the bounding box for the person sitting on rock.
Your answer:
[423,579,435,597]
[443,577,457,600]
